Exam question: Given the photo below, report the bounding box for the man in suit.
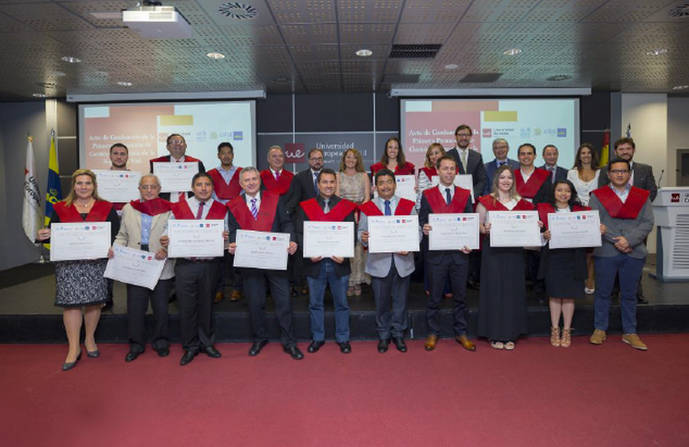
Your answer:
[540,144,569,184]
[261,145,294,197]
[227,167,303,360]
[149,134,206,202]
[358,169,418,353]
[295,168,357,354]
[484,138,520,195]
[445,124,487,201]
[420,155,476,352]
[589,158,654,350]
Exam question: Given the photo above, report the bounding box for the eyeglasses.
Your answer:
[610,169,629,174]
[456,133,472,137]
[168,140,185,145]
[309,157,323,161]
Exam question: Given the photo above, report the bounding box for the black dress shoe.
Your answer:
[62,352,82,371]
[125,350,141,362]
[377,339,389,353]
[180,350,197,366]
[307,340,324,353]
[87,350,100,358]
[637,294,648,304]
[283,344,304,360]
[392,337,407,352]
[249,340,268,356]
[102,300,113,312]
[337,341,352,354]
[290,287,298,297]
[154,347,169,357]
[204,346,222,358]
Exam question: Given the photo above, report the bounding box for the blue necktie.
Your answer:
[445,188,452,205]
[250,198,258,219]
[313,172,319,195]
[384,200,391,216]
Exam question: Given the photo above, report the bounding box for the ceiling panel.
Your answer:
[267,0,336,24]
[336,0,401,23]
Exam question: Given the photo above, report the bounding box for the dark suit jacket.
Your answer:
[418,191,473,265]
[540,164,569,185]
[295,195,356,278]
[598,161,657,201]
[446,147,487,200]
[484,158,520,195]
[285,168,318,215]
[227,192,295,243]
[149,155,206,201]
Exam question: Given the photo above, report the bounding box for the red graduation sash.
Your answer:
[129,198,171,216]
[227,191,279,232]
[478,195,535,212]
[370,162,416,176]
[207,167,242,201]
[537,203,590,229]
[54,200,113,222]
[359,198,415,216]
[419,167,437,179]
[261,169,294,196]
[591,186,650,219]
[423,186,470,213]
[514,168,550,198]
[300,197,356,221]
[171,197,227,220]
[150,155,201,163]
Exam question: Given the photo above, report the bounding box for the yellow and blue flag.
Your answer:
[44,133,62,228]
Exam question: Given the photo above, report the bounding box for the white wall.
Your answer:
[668,97,689,187]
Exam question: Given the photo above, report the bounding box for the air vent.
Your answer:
[218,2,258,20]
[389,44,442,59]
[460,73,502,83]
[382,73,420,84]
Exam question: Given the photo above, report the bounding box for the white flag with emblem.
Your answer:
[22,136,41,243]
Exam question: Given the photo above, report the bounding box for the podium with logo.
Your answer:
[652,187,689,281]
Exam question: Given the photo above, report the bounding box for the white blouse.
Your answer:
[567,169,600,206]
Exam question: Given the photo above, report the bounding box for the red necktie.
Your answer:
[196,201,205,219]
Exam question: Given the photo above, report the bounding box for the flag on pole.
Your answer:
[44,131,62,232]
[22,136,41,243]
[600,130,610,168]
[625,123,632,138]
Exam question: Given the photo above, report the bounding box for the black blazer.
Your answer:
[418,190,473,265]
[295,195,356,278]
[227,192,295,243]
[446,147,487,200]
[285,168,318,215]
[149,155,206,201]
[598,161,657,202]
[540,165,569,184]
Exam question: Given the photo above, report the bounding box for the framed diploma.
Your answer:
[488,211,541,247]
[93,170,141,203]
[233,230,290,270]
[367,215,420,253]
[428,213,480,250]
[50,222,111,261]
[548,210,602,249]
[167,219,224,258]
[374,175,416,202]
[104,245,165,290]
[303,221,355,258]
[431,174,475,202]
[152,162,198,192]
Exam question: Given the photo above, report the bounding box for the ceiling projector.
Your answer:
[122,4,192,39]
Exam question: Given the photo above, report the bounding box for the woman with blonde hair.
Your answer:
[37,169,120,370]
[336,148,371,296]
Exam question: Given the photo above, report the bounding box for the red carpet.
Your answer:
[1,335,688,447]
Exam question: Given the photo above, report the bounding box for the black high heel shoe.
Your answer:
[62,352,82,371]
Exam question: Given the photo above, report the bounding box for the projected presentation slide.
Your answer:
[79,101,256,174]
[401,98,579,169]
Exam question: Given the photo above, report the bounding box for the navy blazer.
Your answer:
[540,164,569,185]
[484,158,520,195]
[445,147,487,200]
[285,168,319,216]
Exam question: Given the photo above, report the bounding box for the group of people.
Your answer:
[37,126,656,371]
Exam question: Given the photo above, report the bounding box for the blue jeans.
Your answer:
[307,259,350,343]
[594,254,645,334]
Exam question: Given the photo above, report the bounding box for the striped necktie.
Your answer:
[250,198,258,219]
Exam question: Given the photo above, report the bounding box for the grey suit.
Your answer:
[446,147,487,200]
[598,161,657,202]
[540,164,569,185]
[358,196,418,339]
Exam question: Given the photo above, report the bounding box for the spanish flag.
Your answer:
[600,130,610,168]
[44,132,62,231]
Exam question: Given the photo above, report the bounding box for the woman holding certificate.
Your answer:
[476,165,534,350]
[36,169,120,371]
[370,137,415,176]
[111,174,174,362]
[336,148,371,296]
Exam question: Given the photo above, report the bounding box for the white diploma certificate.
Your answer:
[104,245,165,290]
[233,230,290,270]
[152,162,198,193]
[374,175,416,202]
[432,174,475,202]
[428,213,480,250]
[93,170,141,203]
[548,210,602,249]
[488,211,542,247]
[50,222,111,261]
[367,215,420,253]
[167,219,224,258]
[303,221,355,258]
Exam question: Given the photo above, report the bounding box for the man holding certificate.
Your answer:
[162,172,228,366]
[110,174,174,362]
[589,158,654,351]
[227,167,303,360]
[149,133,205,202]
[358,169,418,353]
[296,168,357,354]
[419,155,476,353]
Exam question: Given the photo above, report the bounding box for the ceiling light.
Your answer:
[206,52,225,59]
[61,56,81,63]
[444,64,458,70]
[117,81,133,87]
[503,48,522,56]
[673,85,689,90]
[32,93,47,98]
[547,75,571,81]
[355,49,373,57]
[646,48,668,56]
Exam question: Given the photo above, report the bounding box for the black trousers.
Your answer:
[127,279,171,352]
[371,262,409,339]
[244,269,295,345]
[216,250,243,292]
[175,259,220,352]
[426,255,469,336]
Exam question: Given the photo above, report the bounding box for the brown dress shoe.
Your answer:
[424,334,438,351]
[229,290,242,301]
[455,335,476,351]
[213,291,223,303]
